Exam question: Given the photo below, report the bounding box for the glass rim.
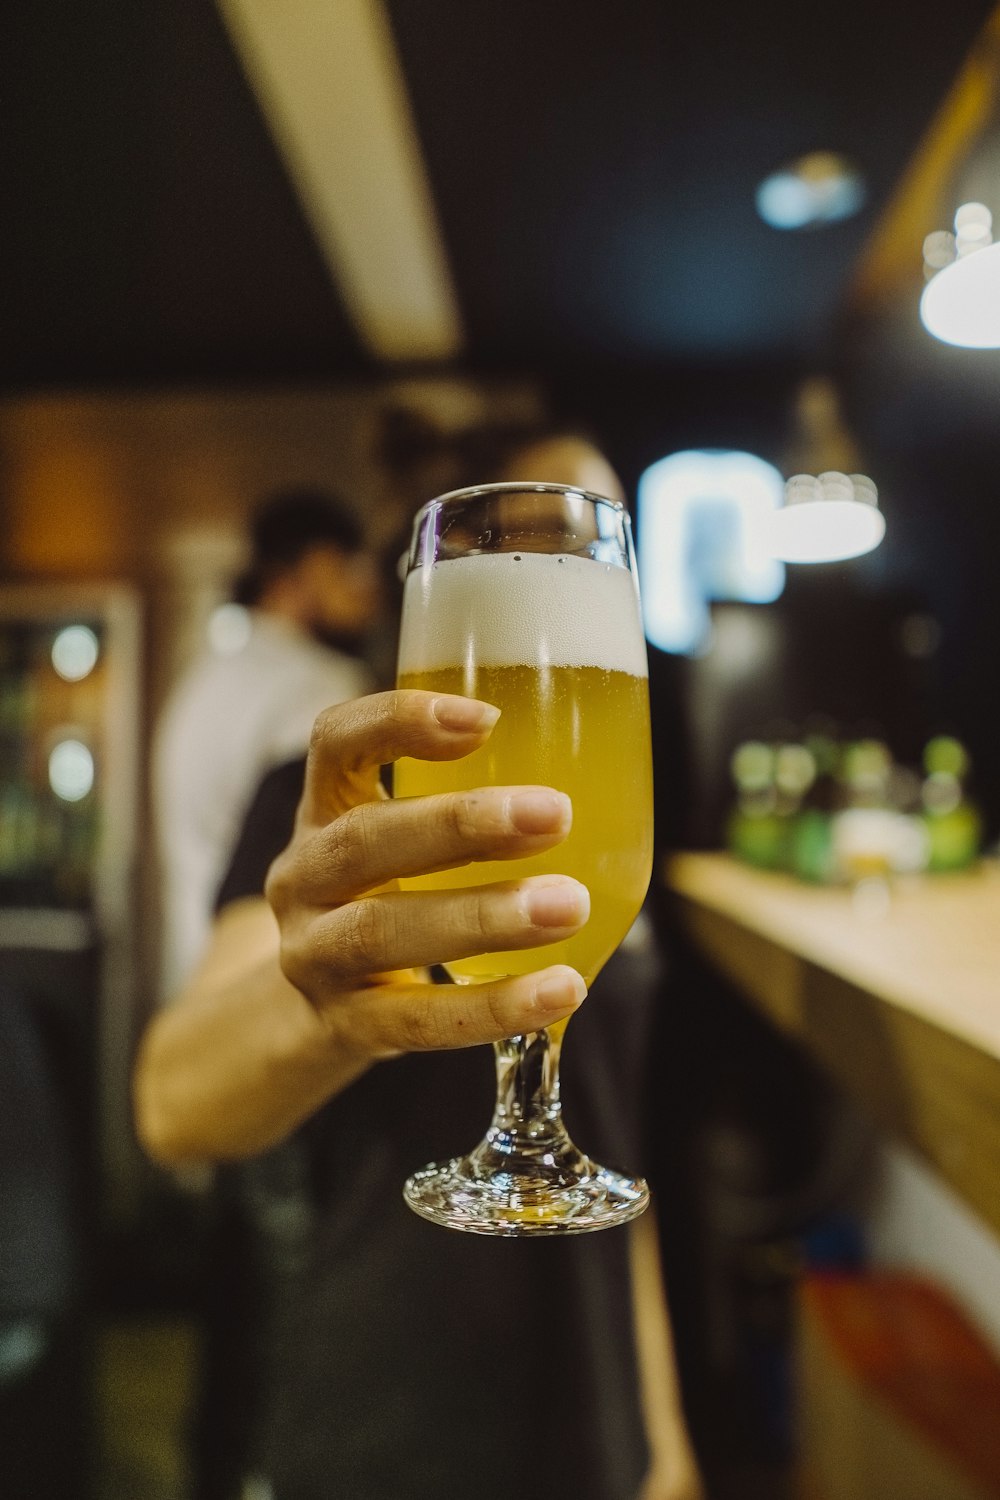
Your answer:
[409,480,627,533]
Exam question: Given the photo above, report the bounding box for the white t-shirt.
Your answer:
[153,611,372,998]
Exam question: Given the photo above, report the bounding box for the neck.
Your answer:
[255,587,311,633]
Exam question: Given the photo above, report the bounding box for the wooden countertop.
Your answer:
[664,853,1000,1235]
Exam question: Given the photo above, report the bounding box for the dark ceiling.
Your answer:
[6,1,1000,825]
[3,0,996,392]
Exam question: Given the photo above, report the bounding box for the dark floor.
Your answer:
[97,1317,197,1500]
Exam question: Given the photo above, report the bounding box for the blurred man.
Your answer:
[493,430,704,1500]
[137,688,703,1500]
[138,442,702,1500]
[153,488,379,997]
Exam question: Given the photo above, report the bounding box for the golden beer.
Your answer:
[395,551,653,985]
[397,489,653,1234]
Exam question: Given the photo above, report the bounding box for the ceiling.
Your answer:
[4,0,998,394]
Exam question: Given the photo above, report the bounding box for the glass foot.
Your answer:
[403,1143,649,1236]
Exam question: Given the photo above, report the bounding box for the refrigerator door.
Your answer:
[0,583,141,1219]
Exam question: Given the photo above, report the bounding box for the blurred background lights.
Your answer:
[638,449,785,655]
[207,602,252,655]
[768,471,885,563]
[48,738,95,802]
[756,151,866,230]
[731,740,775,793]
[924,734,970,779]
[920,201,1000,346]
[51,624,100,682]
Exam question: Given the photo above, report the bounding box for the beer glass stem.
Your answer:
[404,1007,650,1229]
[490,1026,564,1142]
[461,1026,589,1186]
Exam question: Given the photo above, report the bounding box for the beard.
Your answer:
[308,622,370,657]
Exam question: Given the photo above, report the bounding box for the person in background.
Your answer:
[136,448,702,1500]
[492,429,704,1499]
[493,428,628,505]
[153,488,380,998]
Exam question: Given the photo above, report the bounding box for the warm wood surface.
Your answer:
[664,853,1000,1236]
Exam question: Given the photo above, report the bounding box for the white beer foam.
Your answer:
[398,550,648,677]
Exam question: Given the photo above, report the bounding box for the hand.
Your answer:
[265,689,590,1065]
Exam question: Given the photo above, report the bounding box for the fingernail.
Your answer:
[534,969,587,1014]
[508,788,572,835]
[525,879,590,928]
[432,696,501,733]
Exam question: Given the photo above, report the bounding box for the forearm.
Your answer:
[134,901,371,1165]
[134,692,592,1167]
[629,1212,703,1498]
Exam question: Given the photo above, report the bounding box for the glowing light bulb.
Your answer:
[954,201,992,234]
[921,240,1000,346]
[921,201,1000,346]
[756,152,866,230]
[51,625,99,681]
[768,472,885,564]
[49,739,95,801]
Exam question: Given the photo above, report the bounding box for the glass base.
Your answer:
[403,1133,649,1236]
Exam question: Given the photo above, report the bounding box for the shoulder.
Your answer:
[286,639,373,698]
[215,757,307,911]
[267,646,374,763]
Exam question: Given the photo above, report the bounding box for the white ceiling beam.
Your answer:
[219,0,465,362]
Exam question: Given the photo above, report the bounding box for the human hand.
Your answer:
[265,689,589,1065]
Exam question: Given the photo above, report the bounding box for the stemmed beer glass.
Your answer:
[394,483,654,1235]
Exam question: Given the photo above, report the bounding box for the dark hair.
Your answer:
[234,488,365,606]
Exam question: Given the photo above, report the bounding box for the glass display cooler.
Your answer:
[0,583,141,1498]
[0,581,142,1211]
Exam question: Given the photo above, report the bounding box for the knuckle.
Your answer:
[397,1002,443,1052]
[308,701,346,755]
[322,805,371,885]
[316,825,354,890]
[263,851,292,914]
[374,688,417,745]
[482,983,509,1035]
[275,933,299,989]
[309,695,382,762]
[275,921,314,994]
[339,896,391,972]
[450,790,484,844]
[302,800,385,897]
[347,798,382,857]
[384,687,409,720]
[471,885,521,944]
[282,910,352,995]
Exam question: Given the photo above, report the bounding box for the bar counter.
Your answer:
[664,853,1000,1237]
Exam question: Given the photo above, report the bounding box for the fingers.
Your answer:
[322,965,588,1055]
[273,689,594,1066]
[285,785,572,903]
[302,690,501,825]
[288,875,590,987]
